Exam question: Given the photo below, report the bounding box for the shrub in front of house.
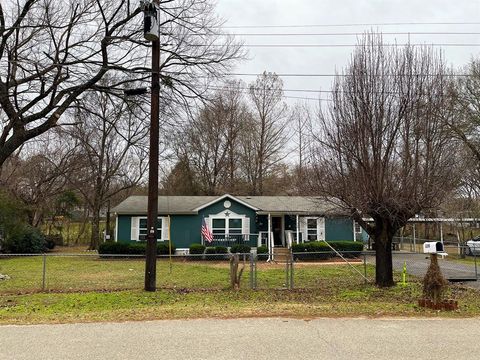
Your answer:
[330,241,364,258]
[98,241,176,256]
[98,242,130,255]
[205,247,216,254]
[292,241,364,260]
[256,245,268,260]
[157,242,176,255]
[292,241,331,260]
[214,246,228,254]
[189,244,206,255]
[230,244,251,254]
[205,247,216,260]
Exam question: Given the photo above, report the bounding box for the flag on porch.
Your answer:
[201,217,213,243]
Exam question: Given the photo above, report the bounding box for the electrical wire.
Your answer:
[190,43,480,48]
[217,22,480,29]
[192,32,480,37]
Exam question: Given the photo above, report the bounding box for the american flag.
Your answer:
[201,218,213,243]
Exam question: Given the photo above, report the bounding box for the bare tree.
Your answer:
[0,0,243,167]
[290,102,313,194]
[448,59,480,163]
[65,90,148,249]
[311,34,459,287]
[220,80,250,193]
[246,72,288,195]
[0,134,80,227]
[175,81,249,195]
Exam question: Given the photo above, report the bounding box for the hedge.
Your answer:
[98,241,176,256]
[189,244,206,254]
[215,246,228,254]
[230,244,251,254]
[292,241,363,260]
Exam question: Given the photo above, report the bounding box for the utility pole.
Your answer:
[143,0,160,292]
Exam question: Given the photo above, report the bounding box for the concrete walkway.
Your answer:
[1,318,479,360]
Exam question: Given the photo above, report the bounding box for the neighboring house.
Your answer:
[112,194,368,252]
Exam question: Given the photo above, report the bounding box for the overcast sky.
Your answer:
[215,0,480,104]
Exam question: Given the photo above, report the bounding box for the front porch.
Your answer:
[256,213,326,248]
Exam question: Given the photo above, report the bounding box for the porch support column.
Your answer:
[296,214,300,245]
[268,213,272,261]
[353,220,356,242]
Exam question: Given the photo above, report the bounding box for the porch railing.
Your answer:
[207,233,258,248]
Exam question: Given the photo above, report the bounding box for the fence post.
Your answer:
[254,254,257,289]
[285,257,289,289]
[363,252,367,285]
[290,257,294,289]
[249,253,254,290]
[42,253,47,291]
[475,251,478,280]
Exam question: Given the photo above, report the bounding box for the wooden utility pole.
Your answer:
[144,1,160,292]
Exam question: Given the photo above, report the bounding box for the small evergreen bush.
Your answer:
[230,244,251,254]
[189,243,206,254]
[256,245,268,259]
[214,246,228,254]
[3,226,46,254]
[205,247,216,254]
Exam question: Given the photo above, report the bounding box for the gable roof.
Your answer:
[112,195,344,215]
[192,194,260,212]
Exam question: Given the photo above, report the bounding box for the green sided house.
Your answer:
[113,194,367,253]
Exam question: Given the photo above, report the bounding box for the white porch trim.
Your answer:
[192,194,260,212]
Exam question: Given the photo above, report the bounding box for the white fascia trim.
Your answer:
[192,194,260,212]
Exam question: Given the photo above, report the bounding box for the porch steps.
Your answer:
[273,247,292,263]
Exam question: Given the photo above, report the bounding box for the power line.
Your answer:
[218,22,480,29]
[206,86,328,102]
[192,43,480,48]
[194,31,480,37]
[217,73,470,77]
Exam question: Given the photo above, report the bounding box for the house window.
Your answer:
[212,218,226,236]
[307,218,318,241]
[354,222,362,234]
[138,217,165,241]
[211,217,243,240]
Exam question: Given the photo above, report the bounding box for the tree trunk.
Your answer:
[373,218,395,287]
[89,205,101,250]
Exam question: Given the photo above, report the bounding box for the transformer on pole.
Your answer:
[142,1,160,41]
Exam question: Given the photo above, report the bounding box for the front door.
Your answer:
[272,216,283,246]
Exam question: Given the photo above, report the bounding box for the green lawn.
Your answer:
[0,256,374,293]
[1,255,479,324]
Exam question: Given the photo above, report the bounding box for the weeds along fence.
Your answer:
[0,250,477,294]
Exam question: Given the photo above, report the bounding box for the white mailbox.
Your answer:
[423,241,447,255]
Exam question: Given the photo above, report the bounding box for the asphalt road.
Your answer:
[368,252,480,289]
[1,318,479,360]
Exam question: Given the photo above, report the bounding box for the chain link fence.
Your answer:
[0,249,478,294]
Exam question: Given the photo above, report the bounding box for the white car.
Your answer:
[466,237,480,256]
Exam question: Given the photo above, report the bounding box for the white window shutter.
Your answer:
[131,217,139,241]
[163,217,170,240]
[317,217,326,241]
[300,217,307,242]
[242,217,250,236]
